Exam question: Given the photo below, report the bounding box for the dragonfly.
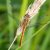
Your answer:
[8,0,46,50]
[19,0,46,46]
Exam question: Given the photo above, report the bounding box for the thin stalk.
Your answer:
[19,0,28,19]
[6,0,14,46]
[40,25,50,50]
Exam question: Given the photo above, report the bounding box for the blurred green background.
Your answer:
[0,0,50,50]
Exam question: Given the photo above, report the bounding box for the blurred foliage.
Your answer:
[0,0,50,50]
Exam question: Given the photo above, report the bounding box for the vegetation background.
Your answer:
[0,0,50,50]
